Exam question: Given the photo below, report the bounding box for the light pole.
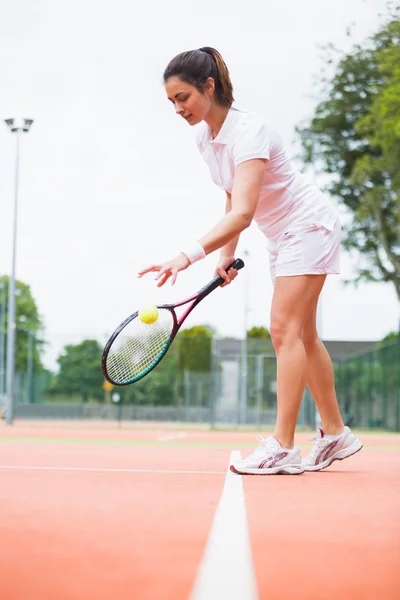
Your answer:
[0,279,6,401]
[307,131,322,427]
[239,249,249,423]
[26,329,34,404]
[307,135,323,337]
[4,118,34,425]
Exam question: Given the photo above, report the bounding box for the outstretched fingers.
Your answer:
[155,268,178,287]
[137,265,162,278]
[137,254,189,286]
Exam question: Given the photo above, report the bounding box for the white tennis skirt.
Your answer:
[268,218,341,283]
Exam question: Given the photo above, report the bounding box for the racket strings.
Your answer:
[105,309,174,384]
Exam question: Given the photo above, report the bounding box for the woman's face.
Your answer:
[165,76,214,126]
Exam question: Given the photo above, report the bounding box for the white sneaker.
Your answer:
[303,426,363,471]
[230,436,304,475]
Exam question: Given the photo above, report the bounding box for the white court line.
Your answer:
[0,465,224,475]
[189,451,258,600]
[157,432,188,442]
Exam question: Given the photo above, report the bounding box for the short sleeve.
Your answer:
[231,117,271,167]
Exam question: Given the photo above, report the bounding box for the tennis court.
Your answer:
[1,422,399,600]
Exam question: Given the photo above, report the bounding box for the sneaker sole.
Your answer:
[303,440,363,472]
[230,464,305,476]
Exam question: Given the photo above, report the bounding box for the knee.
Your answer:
[270,317,299,352]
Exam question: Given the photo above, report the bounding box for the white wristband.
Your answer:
[182,241,206,264]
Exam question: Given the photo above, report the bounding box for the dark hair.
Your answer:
[163,47,234,107]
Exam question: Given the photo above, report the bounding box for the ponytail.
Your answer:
[163,47,234,107]
[198,47,234,106]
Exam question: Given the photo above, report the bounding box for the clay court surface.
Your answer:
[1,421,399,600]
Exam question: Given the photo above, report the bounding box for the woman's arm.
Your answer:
[198,158,266,254]
[219,192,240,258]
[138,158,266,286]
[212,192,240,287]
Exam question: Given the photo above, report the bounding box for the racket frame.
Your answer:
[101,258,244,385]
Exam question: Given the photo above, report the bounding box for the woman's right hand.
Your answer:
[214,255,238,288]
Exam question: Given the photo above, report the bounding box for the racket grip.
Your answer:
[197,258,245,297]
[216,258,245,285]
[226,258,245,273]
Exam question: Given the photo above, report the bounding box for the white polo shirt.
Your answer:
[195,107,338,242]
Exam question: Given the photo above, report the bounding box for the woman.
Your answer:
[138,47,363,475]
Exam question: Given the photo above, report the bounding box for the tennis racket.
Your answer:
[101,258,244,386]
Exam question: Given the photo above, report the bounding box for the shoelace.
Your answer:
[246,435,278,460]
[307,435,330,460]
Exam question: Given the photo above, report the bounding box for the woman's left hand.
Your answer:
[137,253,190,287]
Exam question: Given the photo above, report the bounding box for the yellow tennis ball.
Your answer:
[138,305,159,324]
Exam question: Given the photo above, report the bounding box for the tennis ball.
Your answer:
[138,305,159,324]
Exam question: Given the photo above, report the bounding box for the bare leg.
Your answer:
[302,304,345,435]
[270,275,327,449]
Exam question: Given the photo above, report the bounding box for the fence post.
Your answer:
[397,342,400,432]
[184,369,190,422]
[26,331,34,404]
[382,346,388,429]
[239,337,248,424]
[210,336,218,428]
[255,354,263,426]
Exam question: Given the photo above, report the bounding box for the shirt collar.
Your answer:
[206,107,240,145]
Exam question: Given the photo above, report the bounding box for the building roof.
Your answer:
[322,340,377,360]
[215,338,377,361]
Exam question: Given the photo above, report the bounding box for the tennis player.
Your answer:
[138,47,363,475]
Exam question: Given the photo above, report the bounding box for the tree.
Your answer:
[296,7,400,304]
[247,326,271,339]
[247,326,274,356]
[54,339,104,402]
[0,275,44,373]
[176,325,215,372]
[377,330,400,347]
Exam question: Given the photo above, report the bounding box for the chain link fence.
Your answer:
[5,338,400,431]
[334,340,400,431]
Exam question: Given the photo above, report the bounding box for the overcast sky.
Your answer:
[0,0,398,370]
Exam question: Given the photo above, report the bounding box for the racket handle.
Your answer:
[197,258,245,297]
[226,258,245,273]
